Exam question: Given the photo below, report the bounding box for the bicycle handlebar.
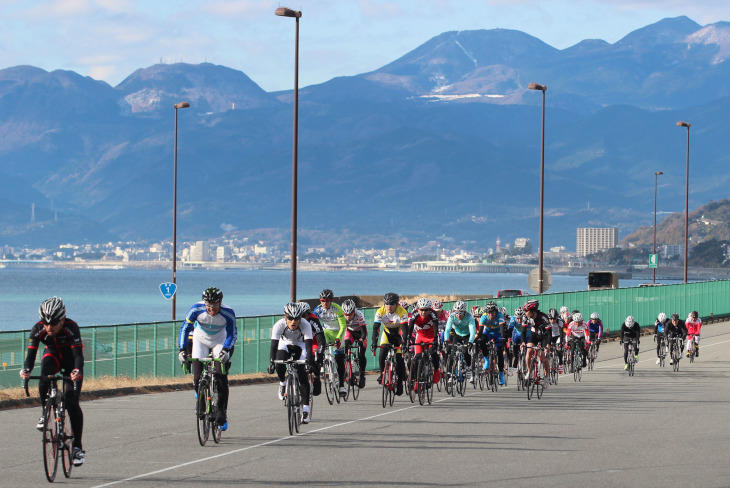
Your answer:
[23,374,76,397]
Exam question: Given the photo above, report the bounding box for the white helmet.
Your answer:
[341,299,356,315]
[416,297,433,310]
[514,307,524,318]
[657,312,667,323]
[284,302,306,319]
[572,312,583,323]
[590,312,599,320]
[625,316,635,327]
[453,301,467,313]
[560,306,569,314]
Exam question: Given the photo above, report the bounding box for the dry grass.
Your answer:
[0,372,270,403]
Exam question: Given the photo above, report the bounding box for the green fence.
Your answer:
[1,280,728,389]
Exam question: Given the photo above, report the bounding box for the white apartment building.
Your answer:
[576,228,619,256]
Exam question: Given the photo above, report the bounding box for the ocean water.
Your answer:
[0,267,667,331]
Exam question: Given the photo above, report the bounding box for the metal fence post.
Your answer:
[133,324,138,379]
[91,328,97,378]
[153,323,158,377]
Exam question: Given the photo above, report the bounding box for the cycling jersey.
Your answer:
[25,319,84,372]
[345,309,368,333]
[508,317,529,343]
[548,318,563,338]
[587,319,603,339]
[479,312,505,344]
[374,305,409,332]
[435,310,449,335]
[522,312,551,345]
[314,303,346,342]
[653,319,668,335]
[445,312,476,343]
[180,301,237,350]
[567,321,591,342]
[271,318,314,351]
[620,323,641,342]
[685,317,702,337]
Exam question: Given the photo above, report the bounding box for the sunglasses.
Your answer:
[320,298,332,302]
[284,315,301,321]
[43,319,62,327]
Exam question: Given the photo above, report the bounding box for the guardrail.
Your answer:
[1,280,727,389]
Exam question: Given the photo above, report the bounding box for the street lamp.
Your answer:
[653,171,663,283]
[276,6,302,302]
[677,121,691,283]
[172,101,190,320]
[528,83,547,294]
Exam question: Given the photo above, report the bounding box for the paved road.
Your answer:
[1,324,729,488]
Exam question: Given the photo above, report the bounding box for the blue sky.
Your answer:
[1,0,728,92]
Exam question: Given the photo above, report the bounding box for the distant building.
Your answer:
[576,227,619,256]
[514,238,532,253]
[661,244,684,258]
[189,241,212,261]
[216,246,230,262]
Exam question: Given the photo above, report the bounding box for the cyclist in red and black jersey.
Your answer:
[301,302,326,396]
[521,299,551,384]
[20,297,86,466]
[405,297,441,386]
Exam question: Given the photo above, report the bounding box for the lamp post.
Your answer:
[528,83,547,294]
[276,6,302,302]
[653,171,663,283]
[172,101,190,320]
[677,121,691,283]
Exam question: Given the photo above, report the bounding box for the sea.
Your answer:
[0,267,677,331]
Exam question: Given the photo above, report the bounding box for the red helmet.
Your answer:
[522,299,539,312]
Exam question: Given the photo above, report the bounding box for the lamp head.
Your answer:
[275,7,302,18]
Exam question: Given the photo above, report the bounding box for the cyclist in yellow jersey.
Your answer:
[370,292,408,395]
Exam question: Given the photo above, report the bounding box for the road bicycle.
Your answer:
[625,339,638,376]
[404,349,417,403]
[189,358,226,446]
[548,345,560,384]
[449,343,469,397]
[473,349,486,391]
[587,341,597,370]
[516,345,527,391]
[655,334,668,368]
[568,342,583,382]
[24,374,76,482]
[377,344,398,408]
[412,342,435,405]
[322,342,341,405]
[484,340,500,393]
[670,335,683,372]
[274,358,307,435]
[343,339,364,401]
[525,345,545,400]
[687,337,697,364]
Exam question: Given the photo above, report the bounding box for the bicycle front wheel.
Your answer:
[197,381,210,446]
[42,402,59,482]
[425,362,434,404]
[417,359,426,405]
[287,375,296,435]
[324,360,335,405]
[61,415,74,478]
[211,383,222,444]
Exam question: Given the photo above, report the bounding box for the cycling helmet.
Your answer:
[39,296,66,324]
[572,312,583,323]
[485,302,498,313]
[453,301,467,313]
[499,306,508,317]
[690,311,698,319]
[319,289,334,300]
[202,287,223,303]
[515,307,524,318]
[523,299,539,312]
[432,300,443,311]
[383,292,399,305]
[657,312,667,323]
[399,300,410,310]
[300,302,311,315]
[472,306,483,317]
[284,302,306,319]
[342,299,356,315]
[590,312,599,320]
[547,308,559,320]
[671,313,679,321]
[559,306,569,315]
[625,316,635,327]
[416,297,433,310]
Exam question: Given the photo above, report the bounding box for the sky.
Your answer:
[2,0,730,92]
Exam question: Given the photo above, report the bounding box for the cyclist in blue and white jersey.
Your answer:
[508,307,529,370]
[443,300,476,381]
[314,289,347,397]
[478,302,507,385]
[178,287,237,430]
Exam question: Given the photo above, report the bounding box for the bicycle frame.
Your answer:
[274,358,307,435]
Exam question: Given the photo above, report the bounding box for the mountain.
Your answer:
[3,17,730,250]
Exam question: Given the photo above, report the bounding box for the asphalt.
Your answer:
[1,324,728,488]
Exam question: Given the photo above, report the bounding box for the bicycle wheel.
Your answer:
[478,356,485,391]
[388,362,395,407]
[293,378,301,433]
[42,401,59,482]
[343,359,352,402]
[689,343,695,363]
[526,372,534,400]
[417,358,426,405]
[351,356,361,401]
[196,380,210,446]
[426,362,434,404]
[573,353,579,382]
[287,375,296,435]
[211,382,222,444]
[61,413,74,478]
[324,360,335,405]
[407,357,416,403]
[536,375,544,399]
[381,365,388,408]
[458,362,466,397]
[333,365,341,405]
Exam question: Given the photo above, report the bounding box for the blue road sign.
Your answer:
[160,282,177,300]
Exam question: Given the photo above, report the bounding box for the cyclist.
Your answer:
[405,297,441,389]
[620,316,641,370]
[370,292,409,396]
[342,299,368,388]
[521,299,551,385]
[301,302,326,396]
[559,306,571,326]
[666,313,686,365]
[587,312,603,356]
[268,302,314,423]
[566,312,590,370]
[499,306,513,369]
[508,307,528,371]
[443,300,476,382]
[432,300,449,347]
[20,297,86,466]
[178,287,236,430]
[477,302,506,385]
[314,289,347,397]
[685,311,702,358]
[653,312,669,365]
[399,300,411,319]
[546,308,563,366]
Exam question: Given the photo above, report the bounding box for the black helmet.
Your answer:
[690,311,698,319]
[319,289,334,300]
[202,287,223,303]
[485,302,498,313]
[39,296,66,325]
[547,308,559,319]
[383,292,399,305]
[671,313,679,321]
